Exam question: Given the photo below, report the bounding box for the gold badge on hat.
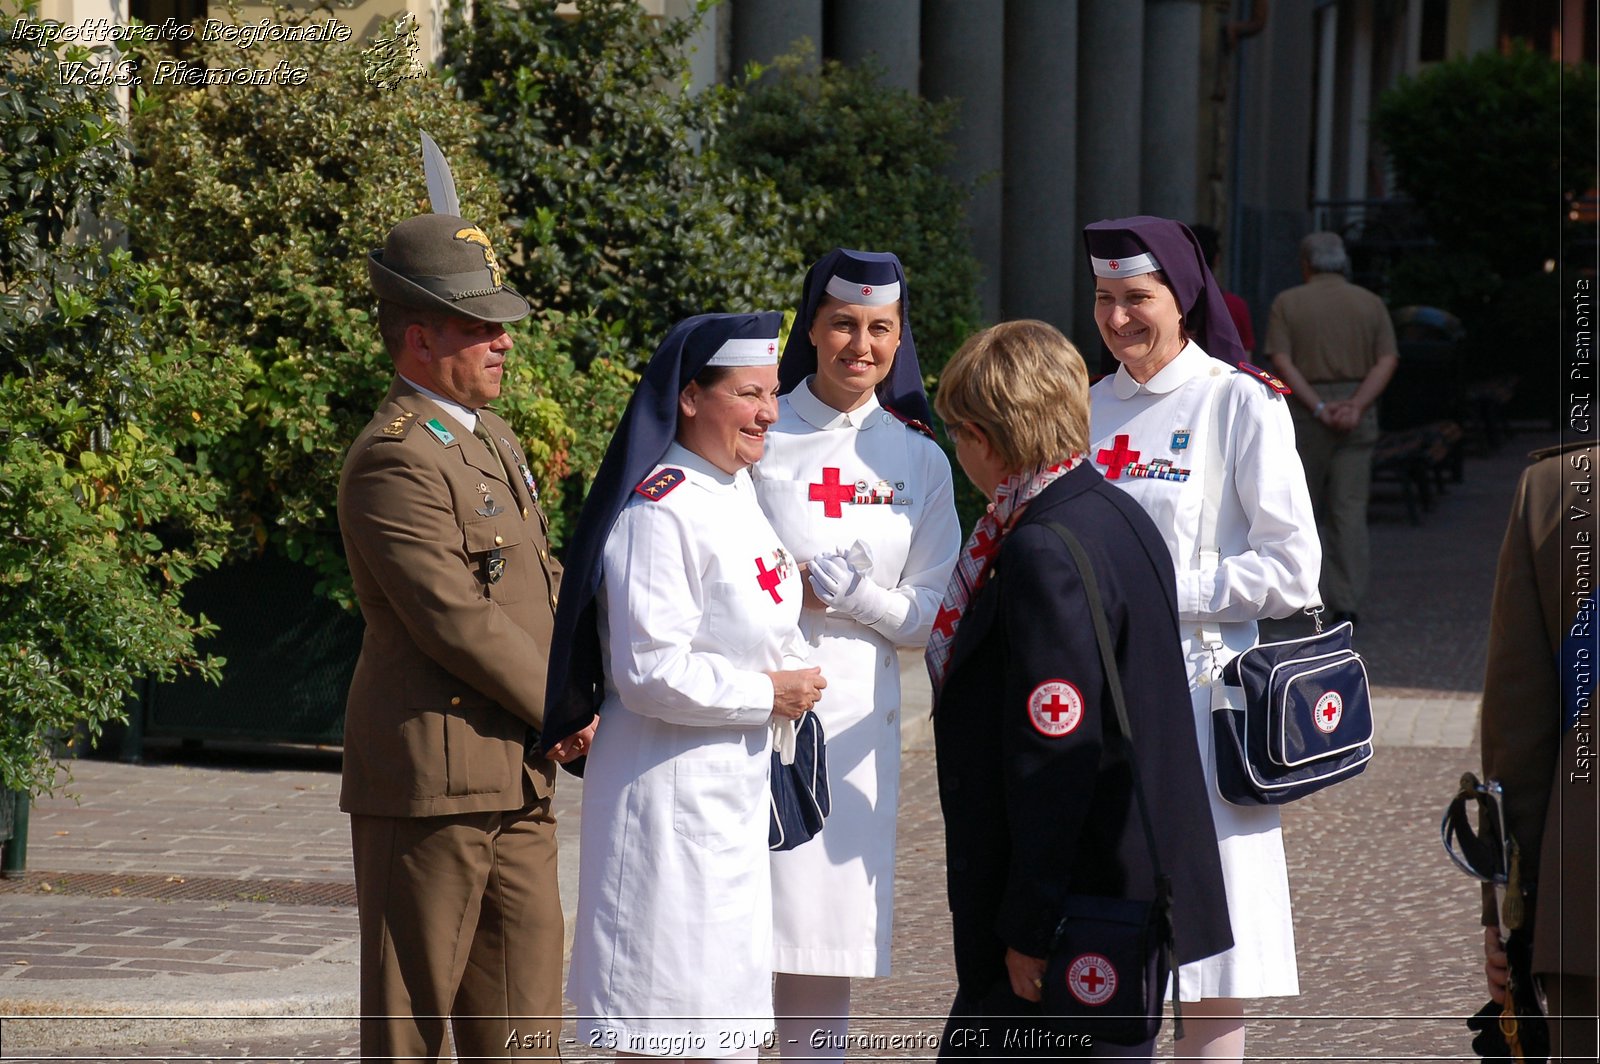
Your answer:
[454,225,505,289]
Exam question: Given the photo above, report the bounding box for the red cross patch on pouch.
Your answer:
[1027,680,1084,738]
[1066,954,1118,1006]
[1314,690,1344,733]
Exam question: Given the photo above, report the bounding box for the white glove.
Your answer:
[808,542,889,624]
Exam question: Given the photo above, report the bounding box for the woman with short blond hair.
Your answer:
[927,320,1232,1060]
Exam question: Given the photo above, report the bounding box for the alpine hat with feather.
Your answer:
[368,213,530,323]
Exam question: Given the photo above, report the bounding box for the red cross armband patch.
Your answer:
[1237,361,1292,395]
[634,467,685,502]
[1027,680,1084,738]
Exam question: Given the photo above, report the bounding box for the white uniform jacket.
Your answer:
[569,443,808,1055]
[1089,342,1321,1000]
[752,380,961,976]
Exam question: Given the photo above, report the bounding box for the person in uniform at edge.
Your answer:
[928,320,1232,1060]
[1083,217,1322,1063]
[752,249,961,1058]
[1477,441,1598,1061]
[1262,231,1399,627]
[540,313,828,1061]
[338,212,593,1060]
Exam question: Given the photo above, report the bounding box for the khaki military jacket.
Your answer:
[337,378,561,817]
[1481,441,1598,977]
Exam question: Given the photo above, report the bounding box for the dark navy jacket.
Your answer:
[933,463,1233,996]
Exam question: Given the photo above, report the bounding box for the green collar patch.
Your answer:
[423,418,457,446]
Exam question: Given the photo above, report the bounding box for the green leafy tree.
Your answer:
[1,6,240,793]
[1372,47,1597,408]
[122,6,618,596]
[719,52,984,376]
[443,0,803,363]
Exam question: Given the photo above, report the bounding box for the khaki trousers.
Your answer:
[1542,974,1599,1060]
[351,777,563,1062]
[1289,381,1378,615]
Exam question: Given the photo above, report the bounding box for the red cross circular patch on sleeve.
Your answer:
[1314,690,1344,733]
[1066,953,1118,1006]
[1027,680,1084,738]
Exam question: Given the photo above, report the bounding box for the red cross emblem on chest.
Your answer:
[754,556,784,603]
[809,467,856,518]
[1095,434,1140,480]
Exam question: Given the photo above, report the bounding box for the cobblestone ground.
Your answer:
[0,437,1546,1061]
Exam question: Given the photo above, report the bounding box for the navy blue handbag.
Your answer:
[769,709,830,851]
[1213,620,1374,804]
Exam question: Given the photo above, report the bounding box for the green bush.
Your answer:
[444,0,802,364]
[122,6,622,597]
[719,52,984,376]
[1,6,239,793]
[1373,47,1596,409]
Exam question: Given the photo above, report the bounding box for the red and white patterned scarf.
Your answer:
[925,457,1082,700]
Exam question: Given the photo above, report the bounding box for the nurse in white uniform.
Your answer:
[1082,217,1322,1064]
[542,313,828,1060]
[754,250,961,1058]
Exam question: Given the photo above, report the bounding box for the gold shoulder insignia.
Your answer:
[378,411,417,439]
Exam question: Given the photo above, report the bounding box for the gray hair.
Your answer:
[1300,232,1349,274]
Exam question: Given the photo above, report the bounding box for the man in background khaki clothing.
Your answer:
[338,213,594,1060]
[1478,441,1598,1060]
[1264,232,1398,625]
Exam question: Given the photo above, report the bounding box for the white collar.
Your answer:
[662,441,739,492]
[1110,341,1211,399]
[402,375,478,434]
[788,377,884,430]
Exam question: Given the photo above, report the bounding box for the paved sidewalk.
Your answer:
[0,432,1550,1061]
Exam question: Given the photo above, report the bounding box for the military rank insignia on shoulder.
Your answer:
[634,467,685,502]
[377,410,417,439]
[1236,362,1292,395]
[885,407,938,441]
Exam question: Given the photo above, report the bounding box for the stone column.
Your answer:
[922,0,1005,321]
[730,0,824,72]
[1002,0,1079,337]
[1076,0,1144,229]
[828,0,921,92]
[1141,0,1203,223]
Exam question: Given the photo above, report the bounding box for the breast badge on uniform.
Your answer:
[855,478,911,506]
[475,488,505,518]
[1170,429,1191,451]
[1027,679,1084,738]
[483,553,506,584]
[1094,434,1140,480]
[1124,458,1191,482]
[1237,361,1293,395]
[515,459,540,504]
[753,547,793,604]
[808,467,856,517]
[634,467,685,501]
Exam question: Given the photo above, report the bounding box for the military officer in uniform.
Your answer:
[338,212,593,1060]
[1478,440,1598,1060]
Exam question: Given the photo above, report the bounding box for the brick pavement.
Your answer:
[0,435,1553,1061]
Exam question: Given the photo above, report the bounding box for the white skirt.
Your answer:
[1175,637,1300,1001]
